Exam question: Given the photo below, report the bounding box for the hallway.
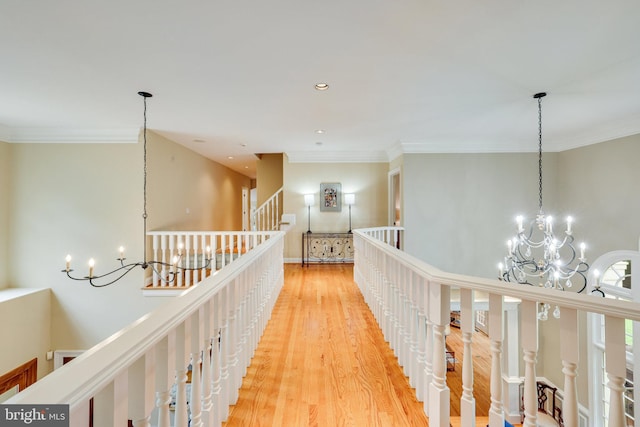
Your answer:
[223,263,429,426]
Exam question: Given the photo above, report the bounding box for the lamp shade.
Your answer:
[345,193,355,205]
[304,194,314,206]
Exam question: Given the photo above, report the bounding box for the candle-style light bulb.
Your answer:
[88,258,95,278]
[516,215,524,233]
[566,216,573,234]
[118,246,125,259]
[65,254,72,272]
[580,242,586,260]
[593,269,601,288]
[498,262,504,277]
[172,255,179,274]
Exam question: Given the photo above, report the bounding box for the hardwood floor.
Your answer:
[223,263,495,426]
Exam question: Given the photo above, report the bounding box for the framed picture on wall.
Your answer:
[320,182,341,212]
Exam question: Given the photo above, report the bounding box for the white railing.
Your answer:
[146,231,275,291]
[354,226,640,427]
[358,226,403,248]
[7,231,285,427]
[253,187,283,231]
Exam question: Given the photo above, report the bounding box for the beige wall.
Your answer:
[0,290,51,380]
[147,131,250,231]
[282,160,388,261]
[256,153,283,206]
[540,135,640,405]
[7,134,250,357]
[0,141,10,289]
[403,152,558,278]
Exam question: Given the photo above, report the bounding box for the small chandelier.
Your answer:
[498,92,599,320]
[62,91,212,287]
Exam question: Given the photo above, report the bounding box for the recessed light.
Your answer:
[240,143,247,147]
[244,166,249,169]
[227,156,234,160]
[315,129,325,134]
[314,83,329,91]
[315,141,323,146]
[193,139,206,143]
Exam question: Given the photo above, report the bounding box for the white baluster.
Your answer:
[228,278,240,404]
[93,371,128,427]
[221,234,227,268]
[460,288,476,426]
[175,320,191,427]
[428,282,450,427]
[408,271,419,389]
[212,293,222,426]
[151,234,159,287]
[185,235,192,287]
[415,277,427,402]
[488,293,504,427]
[219,286,230,421]
[201,300,214,427]
[190,310,204,427]
[128,351,155,427]
[423,302,433,415]
[560,307,579,427]
[154,335,173,427]
[520,300,537,427]
[605,315,627,427]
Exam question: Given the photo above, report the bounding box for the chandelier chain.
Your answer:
[538,95,543,213]
[142,94,148,263]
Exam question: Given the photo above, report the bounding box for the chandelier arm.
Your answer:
[63,262,144,288]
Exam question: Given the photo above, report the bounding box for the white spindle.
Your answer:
[154,334,172,427]
[190,309,204,427]
[174,320,190,427]
[93,371,128,427]
[219,286,230,421]
[423,310,433,416]
[201,300,214,427]
[488,293,504,427]
[415,276,427,401]
[460,288,476,426]
[212,293,222,426]
[560,307,579,427]
[520,300,538,427]
[428,282,450,427]
[605,315,627,427]
[128,351,155,427]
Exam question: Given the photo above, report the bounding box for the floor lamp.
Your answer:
[345,193,355,233]
[304,194,314,233]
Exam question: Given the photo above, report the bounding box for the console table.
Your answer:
[302,232,354,266]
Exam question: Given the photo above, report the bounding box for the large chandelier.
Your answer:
[62,91,211,287]
[498,92,598,320]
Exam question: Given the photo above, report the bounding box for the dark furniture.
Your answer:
[520,381,564,426]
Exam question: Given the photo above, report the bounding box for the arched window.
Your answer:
[590,250,640,426]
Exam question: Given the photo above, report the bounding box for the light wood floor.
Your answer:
[223,263,495,426]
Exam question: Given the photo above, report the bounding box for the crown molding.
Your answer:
[3,127,140,143]
[286,150,388,163]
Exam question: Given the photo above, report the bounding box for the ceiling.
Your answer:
[1,1,639,179]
